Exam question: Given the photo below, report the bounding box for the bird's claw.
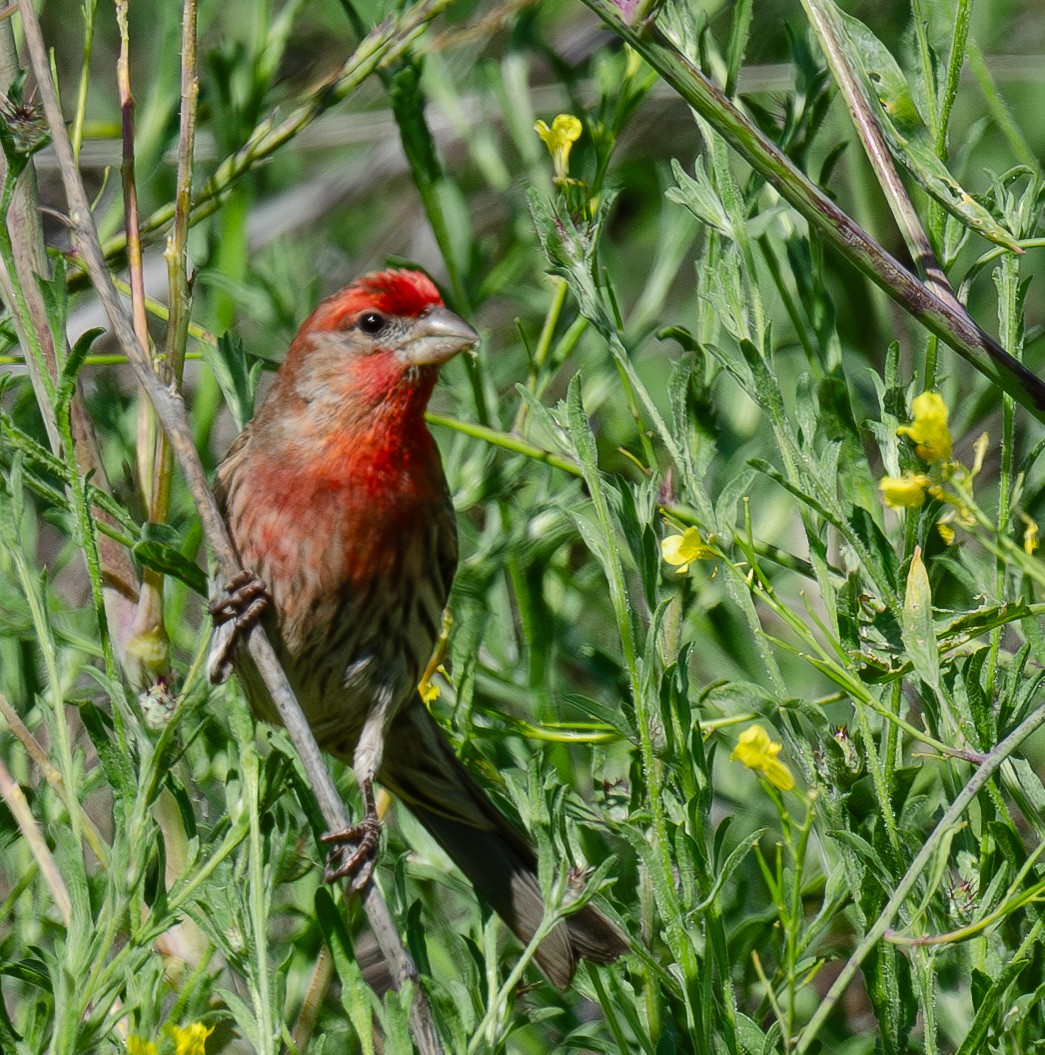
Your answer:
[206,569,270,684]
[321,778,381,889]
[321,819,381,889]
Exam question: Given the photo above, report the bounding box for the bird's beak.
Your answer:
[403,305,480,366]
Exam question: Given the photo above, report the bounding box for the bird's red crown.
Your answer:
[309,268,443,332]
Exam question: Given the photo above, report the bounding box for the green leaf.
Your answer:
[200,333,260,431]
[79,701,136,808]
[828,829,896,887]
[132,530,208,596]
[31,254,70,375]
[958,648,993,747]
[698,827,765,911]
[816,367,878,508]
[314,887,375,1055]
[56,328,103,418]
[564,373,599,472]
[955,955,1031,1055]
[700,680,779,713]
[0,986,20,1050]
[901,546,939,690]
[0,954,52,991]
[666,158,733,236]
[735,1011,776,1055]
[513,383,567,451]
[1006,757,1045,817]
[939,601,1035,649]
[864,939,916,1055]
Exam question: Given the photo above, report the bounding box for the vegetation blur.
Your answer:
[2,0,1045,1051]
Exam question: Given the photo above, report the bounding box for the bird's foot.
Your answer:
[321,779,381,890]
[206,569,269,684]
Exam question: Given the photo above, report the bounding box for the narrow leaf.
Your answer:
[132,538,208,596]
[901,546,940,690]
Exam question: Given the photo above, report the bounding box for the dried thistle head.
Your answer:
[0,89,49,158]
[0,70,49,161]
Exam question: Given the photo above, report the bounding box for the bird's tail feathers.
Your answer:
[380,705,627,989]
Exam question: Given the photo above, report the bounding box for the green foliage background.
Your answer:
[3,0,1045,1052]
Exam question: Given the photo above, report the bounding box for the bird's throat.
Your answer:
[312,393,440,501]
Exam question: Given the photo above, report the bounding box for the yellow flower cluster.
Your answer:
[879,391,954,512]
[896,391,952,463]
[127,1023,214,1055]
[731,725,795,791]
[166,1023,214,1055]
[878,473,930,509]
[877,392,1042,548]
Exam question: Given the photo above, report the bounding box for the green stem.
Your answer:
[90,0,460,271]
[987,254,1020,703]
[71,0,98,159]
[565,387,706,1030]
[797,701,1045,1051]
[938,0,972,158]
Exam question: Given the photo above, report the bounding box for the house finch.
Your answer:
[209,268,627,988]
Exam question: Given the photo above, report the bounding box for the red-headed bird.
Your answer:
[209,269,627,987]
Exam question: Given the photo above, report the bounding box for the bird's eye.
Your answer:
[357,311,386,335]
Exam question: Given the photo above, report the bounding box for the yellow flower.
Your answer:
[660,526,715,574]
[419,664,446,704]
[165,1023,214,1055]
[897,391,952,464]
[1022,514,1040,556]
[731,725,795,791]
[534,113,582,181]
[127,1039,158,1055]
[878,473,929,509]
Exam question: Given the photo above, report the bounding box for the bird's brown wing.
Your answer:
[213,426,254,516]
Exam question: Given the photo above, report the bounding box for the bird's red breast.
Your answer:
[218,268,459,665]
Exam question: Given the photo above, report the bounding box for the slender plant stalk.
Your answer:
[801,0,955,303]
[0,693,109,866]
[115,0,172,679]
[0,757,72,926]
[70,0,98,158]
[580,0,1045,418]
[938,0,972,158]
[17,3,447,1051]
[0,18,141,667]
